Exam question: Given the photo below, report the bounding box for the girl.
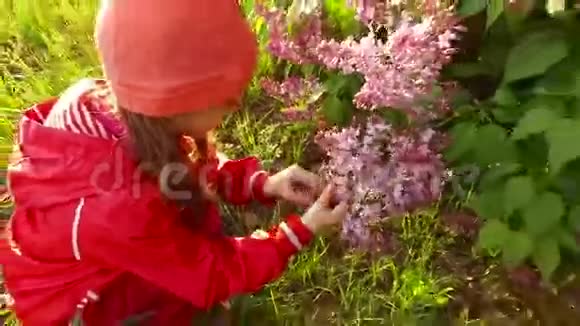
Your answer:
[0,0,348,324]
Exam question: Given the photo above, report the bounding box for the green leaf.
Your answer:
[450,90,474,108]
[502,30,569,83]
[492,87,519,106]
[480,163,522,190]
[473,125,517,166]
[491,107,523,123]
[511,108,560,140]
[444,122,478,162]
[504,176,535,216]
[324,73,348,95]
[533,56,580,96]
[471,189,505,220]
[557,227,580,253]
[502,231,533,266]
[546,119,580,174]
[532,236,560,280]
[569,98,580,118]
[504,0,534,32]
[555,173,580,205]
[478,220,510,251]
[524,95,567,116]
[323,73,363,99]
[516,135,549,171]
[340,75,364,99]
[486,0,505,30]
[446,62,494,78]
[522,192,565,236]
[321,95,353,127]
[380,109,408,128]
[480,16,513,75]
[568,205,580,231]
[457,0,487,17]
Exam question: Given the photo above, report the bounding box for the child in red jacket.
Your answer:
[0,0,348,324]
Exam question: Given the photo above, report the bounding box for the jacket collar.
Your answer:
[8,99,139,208]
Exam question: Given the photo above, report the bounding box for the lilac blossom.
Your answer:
[256,2,460,251]
[317,10,462,119]
[346,0,408,24]
[257,4,462,118]
[346,0,377,24]
[255,3,323,64]
[315,119,446,249]
[260,76,322,106]
[260,76,323,121]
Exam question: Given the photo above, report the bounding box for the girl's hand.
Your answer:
[301,184,348,234]
[263,165,322,206]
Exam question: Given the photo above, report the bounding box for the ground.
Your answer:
[1,1,580,325]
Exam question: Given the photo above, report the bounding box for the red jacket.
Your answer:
[0,91,313,325]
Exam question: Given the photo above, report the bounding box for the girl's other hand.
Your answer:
[301,184,348,234]
[263,165,322,207]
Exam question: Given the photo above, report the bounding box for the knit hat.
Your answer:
[95,0,258,117]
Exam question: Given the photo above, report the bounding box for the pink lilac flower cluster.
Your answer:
[257,3,461,118]
[317,10,462,120]
[260,76,323,121]
[260,76,321,106]
[346,0,378,23]
[345,0,446,22]
[256,2,460,251]
[315,119,446,249]
[255,3,323,64]
[346,0,406,24]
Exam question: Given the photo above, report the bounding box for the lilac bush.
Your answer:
[256,1,462,251]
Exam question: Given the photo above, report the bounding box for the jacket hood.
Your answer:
[8,99,138,208]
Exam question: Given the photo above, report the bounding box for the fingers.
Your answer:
[289,165,323,194]
[301,188,349,234]
[332,201,348,218]
[316,184,334,206]
[284,191,313,207]
[285,166,323,206]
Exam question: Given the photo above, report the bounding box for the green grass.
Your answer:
[0,0,470,324]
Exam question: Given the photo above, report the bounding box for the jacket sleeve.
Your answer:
[214,155,277,206]
[81,193,312,310]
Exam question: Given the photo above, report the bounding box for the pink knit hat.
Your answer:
[95,0,258,117]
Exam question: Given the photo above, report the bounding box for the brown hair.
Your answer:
[117,107,214,211]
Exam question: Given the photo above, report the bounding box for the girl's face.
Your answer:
[172,107,235,138]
